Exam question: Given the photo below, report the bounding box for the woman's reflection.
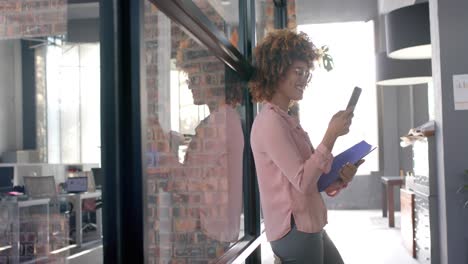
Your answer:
[152,37,244,262]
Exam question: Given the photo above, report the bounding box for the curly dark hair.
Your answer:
[249,29,319,102]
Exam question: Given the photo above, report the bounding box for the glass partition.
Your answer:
[0,1,103,263]
[142,3,246,262]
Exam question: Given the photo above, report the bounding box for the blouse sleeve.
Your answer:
[259,113,333,194]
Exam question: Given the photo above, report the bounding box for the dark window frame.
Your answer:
[100,0,145,263]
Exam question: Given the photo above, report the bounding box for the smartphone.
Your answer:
[346,87,362,111]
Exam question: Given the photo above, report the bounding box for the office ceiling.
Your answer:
[68,1,416,27]
[296,0,379,24]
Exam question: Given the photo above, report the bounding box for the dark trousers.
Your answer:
[270,220,344,264]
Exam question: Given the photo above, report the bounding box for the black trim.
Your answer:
[274,0,288,29]
[122,0,145,262]
[149,0,252,80]
[215,233,267,263]
[215,235,254,263]
[100,0,144,263]
[21,40,37,149]
[100,0,119,261]
[240,0,261,263]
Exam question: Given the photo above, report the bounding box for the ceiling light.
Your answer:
[376,52,432,86]
[385,2,431,60]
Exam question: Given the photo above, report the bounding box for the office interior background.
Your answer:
[0,0,467,263]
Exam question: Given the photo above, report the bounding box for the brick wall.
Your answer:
[0,201,69,263]
[0,0,67,40]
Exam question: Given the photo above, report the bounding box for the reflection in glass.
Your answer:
[192,0,239,42]
[176,37,244,243]
[143,6,245,263]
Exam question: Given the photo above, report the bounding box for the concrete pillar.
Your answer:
[429,0,468,263]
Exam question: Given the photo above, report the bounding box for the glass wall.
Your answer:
[142,2,246,263]
[0,1,103,263]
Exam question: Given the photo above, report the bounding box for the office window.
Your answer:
[44,43,101,164]
[298,21,379,174]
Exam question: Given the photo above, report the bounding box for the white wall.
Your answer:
[429,0,468,262]
[0,40,23,158]
[296,0,378,24]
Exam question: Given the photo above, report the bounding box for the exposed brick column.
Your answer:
[263,0,297,33]
[0,0,67,39]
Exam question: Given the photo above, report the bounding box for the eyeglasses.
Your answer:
[293,67,312,83]
[185,74,218,86]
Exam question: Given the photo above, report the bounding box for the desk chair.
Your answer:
[85,169,102,210]
[91,168,103,210]
[23,176,57,199]
[82,170,103,237]
[91,168,103,190]
[72,170,102,242]
[23,175,64,212]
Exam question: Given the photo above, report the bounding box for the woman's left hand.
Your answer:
[339,159,365,184]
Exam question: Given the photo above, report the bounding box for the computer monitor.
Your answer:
[0,167,14,194]
[66,176,88,193]
[91,168,102,189]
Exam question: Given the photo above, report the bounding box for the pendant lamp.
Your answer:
[385,2,431,60]
[376,52,432,86]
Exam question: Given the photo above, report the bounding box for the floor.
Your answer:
[68,245,103,264]
[63,210,420,264]
[261,210,419,264]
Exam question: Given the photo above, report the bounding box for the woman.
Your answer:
[249,29,363,263]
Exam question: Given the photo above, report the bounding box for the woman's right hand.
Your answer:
[327,109,353,137]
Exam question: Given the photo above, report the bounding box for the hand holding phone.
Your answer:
[346,87,362,112]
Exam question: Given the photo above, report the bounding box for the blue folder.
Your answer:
[318,140,376,192]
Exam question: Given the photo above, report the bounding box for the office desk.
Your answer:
[381,176,404,227]
[60,191,102,248]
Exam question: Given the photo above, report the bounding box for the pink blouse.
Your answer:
[183,105,244,242]
[251,102,334,241]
